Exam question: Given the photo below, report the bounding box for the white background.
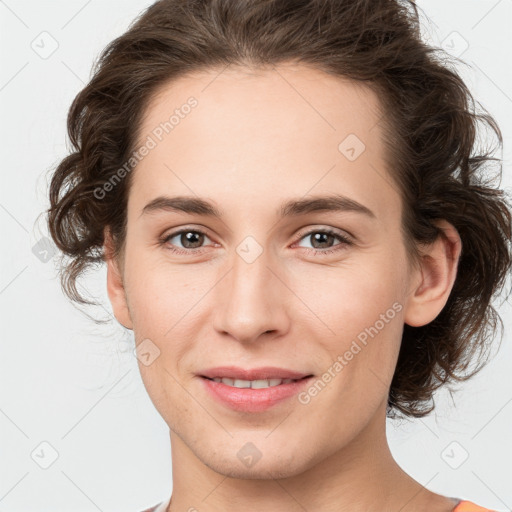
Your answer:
[0,1,511,511]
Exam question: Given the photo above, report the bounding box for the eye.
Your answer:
[159,228,214,255]
[159,226,353,257]
[295,228,353,255]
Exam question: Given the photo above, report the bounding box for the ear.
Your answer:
[403,219,462,327]
[104,227,133,330]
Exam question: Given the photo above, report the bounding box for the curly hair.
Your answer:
[46,0,512,418]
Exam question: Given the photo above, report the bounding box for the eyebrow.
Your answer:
[139,194,376,220]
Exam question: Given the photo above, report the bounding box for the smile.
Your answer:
[204,377,301,388]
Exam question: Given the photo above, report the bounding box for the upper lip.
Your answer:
[199,366,313,381]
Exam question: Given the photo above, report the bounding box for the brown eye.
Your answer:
[161,229,213,253]
[295,228,353,255]
[308,232,337,249]
[178,231,205,249]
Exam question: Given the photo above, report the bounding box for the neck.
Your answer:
[166,403,447,512]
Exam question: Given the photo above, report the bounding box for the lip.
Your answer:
[197,366,314,413]
[198,366,312,380]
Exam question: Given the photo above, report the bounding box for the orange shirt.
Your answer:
[454,500,497,512]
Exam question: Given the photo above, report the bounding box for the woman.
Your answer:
[46,0,511,510]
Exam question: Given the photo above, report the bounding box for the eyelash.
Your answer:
[159,227,353,257]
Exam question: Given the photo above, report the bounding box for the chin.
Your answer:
[199,449,310,480]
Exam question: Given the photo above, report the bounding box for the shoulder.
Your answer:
[453,500,499,512]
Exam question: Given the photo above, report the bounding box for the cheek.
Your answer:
[127,264,201,422]
[290,259,403,339]
[125,257,213,388]
[291,257,405,403]
[124,251,208,335]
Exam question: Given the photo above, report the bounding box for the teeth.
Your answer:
[211,377,296,388]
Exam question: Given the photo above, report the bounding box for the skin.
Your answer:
[105,63,462,512]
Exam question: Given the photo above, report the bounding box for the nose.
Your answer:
[212,243,290,345]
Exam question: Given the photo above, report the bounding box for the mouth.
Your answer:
[199,373,315,412]
[197,366,315,412]
[200,375,313,389]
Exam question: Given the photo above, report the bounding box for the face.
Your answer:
[108,63,419,479]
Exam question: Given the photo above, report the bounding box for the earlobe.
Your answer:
[403,220,462,327]
[104,227,134,330]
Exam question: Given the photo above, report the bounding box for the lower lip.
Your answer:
[199,376,313,412]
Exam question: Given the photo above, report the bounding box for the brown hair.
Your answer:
[46,0,512,418]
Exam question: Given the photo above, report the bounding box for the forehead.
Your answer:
[137,63,383,147]
[130,64,399,223]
